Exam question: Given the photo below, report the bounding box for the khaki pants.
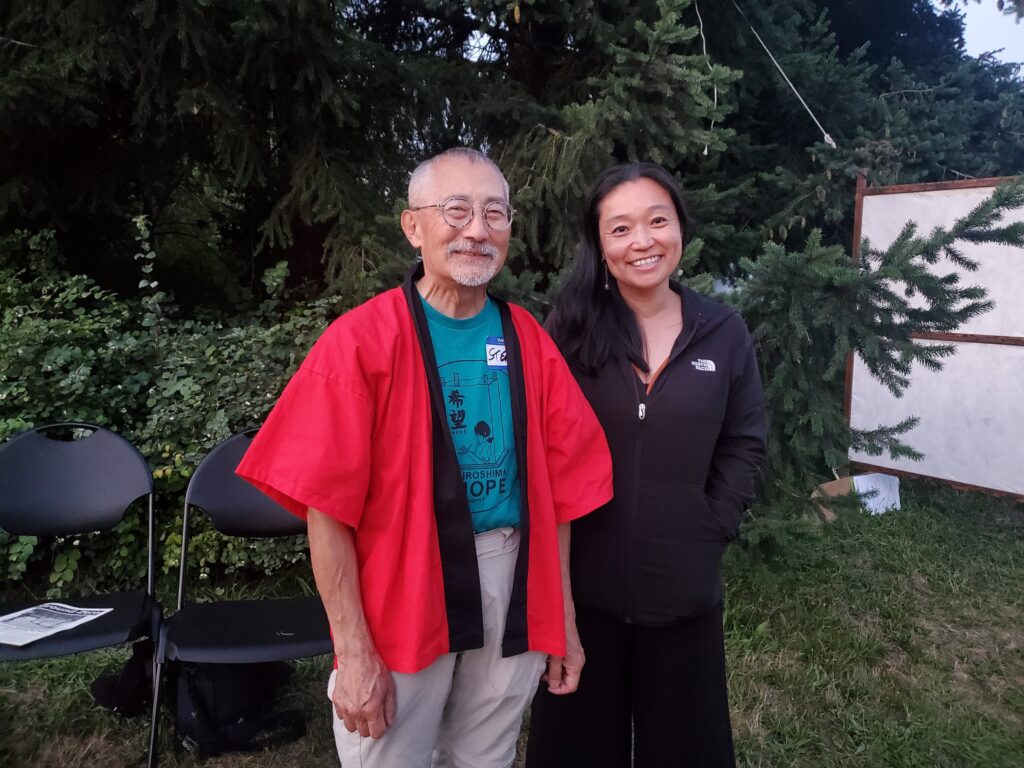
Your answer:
[329,527,546,768]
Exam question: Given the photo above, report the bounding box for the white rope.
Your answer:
[693,0,717,156]
[731,0,837,149]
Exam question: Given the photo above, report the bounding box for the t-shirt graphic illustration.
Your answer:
[423,298,521,532]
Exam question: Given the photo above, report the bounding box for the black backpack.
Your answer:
[167,660,306,756]
[90,638,154,718]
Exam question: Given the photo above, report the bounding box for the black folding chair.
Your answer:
[0,423,159,661]
[147,430,331,766]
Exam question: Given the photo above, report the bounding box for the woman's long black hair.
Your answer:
[547,162,695,376]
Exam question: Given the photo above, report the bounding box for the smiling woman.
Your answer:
[531,162,768,768]
[597,177,685,307]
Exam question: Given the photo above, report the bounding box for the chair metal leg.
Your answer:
[147,659,162,768]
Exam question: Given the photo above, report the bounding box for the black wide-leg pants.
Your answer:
[525,603,735,768]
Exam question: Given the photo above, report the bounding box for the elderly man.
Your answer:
[237,148,612,767]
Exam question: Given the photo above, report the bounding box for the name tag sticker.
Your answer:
[485,336,507,368]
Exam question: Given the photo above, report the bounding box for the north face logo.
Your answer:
[691,359,716,372]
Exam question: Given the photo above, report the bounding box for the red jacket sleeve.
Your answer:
[526,313,614,523]
[236,323,374,529]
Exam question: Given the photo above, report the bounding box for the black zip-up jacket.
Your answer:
[559,284,767,625]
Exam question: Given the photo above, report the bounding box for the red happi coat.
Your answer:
[237,268,613,674]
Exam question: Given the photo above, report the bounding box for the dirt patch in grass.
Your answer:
[0,680,48,708]
[870,646,913,682]
[915,611,1022,665]
[911,598,1024,730]
[733,684,789,742]
[728,646,805,748]
[950,660,1022,728]
[14,731,138,768]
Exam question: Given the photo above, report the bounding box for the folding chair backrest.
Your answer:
[177,431,306,609]
[185,432,306,538]
[0,423,153,537]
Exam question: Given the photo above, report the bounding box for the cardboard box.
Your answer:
[812,473,901,522]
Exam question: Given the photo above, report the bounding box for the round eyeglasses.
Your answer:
[409,196,515,231]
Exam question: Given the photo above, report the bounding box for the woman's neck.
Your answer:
[619,282,680,322]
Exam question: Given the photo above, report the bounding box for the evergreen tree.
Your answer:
[493,0,740,288]
[688,0,1024,273]
[4,0,1022,306]
[0,0,394,303]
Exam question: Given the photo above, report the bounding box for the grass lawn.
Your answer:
[1,480,1021,767]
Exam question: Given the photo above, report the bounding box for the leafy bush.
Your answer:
[0,226,334,596]
[0,230,143,437]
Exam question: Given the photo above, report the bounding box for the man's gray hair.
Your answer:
[407,148,510,207]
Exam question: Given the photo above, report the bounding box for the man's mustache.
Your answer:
[447,240,500,259]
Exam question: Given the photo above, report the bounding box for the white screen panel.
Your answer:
[848,340,1024,495]
[861,186,1024,337]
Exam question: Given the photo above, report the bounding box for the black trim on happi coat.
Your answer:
[401,262,531,657]
[496,298,531,658]
[403,264,483,652]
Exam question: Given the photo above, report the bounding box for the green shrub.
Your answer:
[0,227,333,597]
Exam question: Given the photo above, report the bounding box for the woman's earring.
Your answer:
[603,261,610,291]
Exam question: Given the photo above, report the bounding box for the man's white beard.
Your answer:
[447,240,501,287]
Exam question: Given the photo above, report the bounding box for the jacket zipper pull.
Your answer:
[638,403,646,421]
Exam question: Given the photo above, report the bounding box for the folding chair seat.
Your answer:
[0,423,159,662]
[148,430,330,765]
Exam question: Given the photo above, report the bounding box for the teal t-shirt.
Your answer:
[421,296,522,533]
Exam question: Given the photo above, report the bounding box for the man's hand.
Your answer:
[308,509,396,738]
[544,521,585,695]
[334,647,397,738]
[542,619,585,695]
